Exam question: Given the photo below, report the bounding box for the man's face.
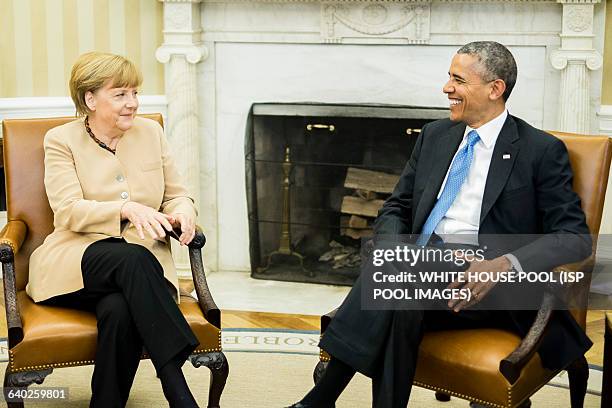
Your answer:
[443,53,496,128]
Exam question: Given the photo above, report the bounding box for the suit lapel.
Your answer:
[412,122,466,233]
[479,115,520,225]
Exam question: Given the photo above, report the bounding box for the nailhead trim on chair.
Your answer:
[0,240,16,252]
[320,351,517,407]
[413,380,508,408]
[8,329,223,373]
[319,349,510,406]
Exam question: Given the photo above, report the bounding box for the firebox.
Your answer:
[245,103,448,285]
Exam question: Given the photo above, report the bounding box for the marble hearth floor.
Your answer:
[204,270,350,315]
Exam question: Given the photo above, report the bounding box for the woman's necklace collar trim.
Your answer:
[85,116,116,155]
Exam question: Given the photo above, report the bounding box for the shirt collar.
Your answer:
[464,109,508,149]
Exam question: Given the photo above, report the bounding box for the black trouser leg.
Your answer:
[371,310,424,408]
[90,292,143,408]
[41,291,144,408]
[80,239,199,373]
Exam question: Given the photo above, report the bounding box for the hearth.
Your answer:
[246,103,448,285]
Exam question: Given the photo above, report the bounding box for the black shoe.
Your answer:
[285,403,333,408]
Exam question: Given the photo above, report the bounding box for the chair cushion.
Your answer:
[8,291,221,373]
[414,328,556,408]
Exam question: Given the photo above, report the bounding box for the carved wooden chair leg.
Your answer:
[567,355,588,408]
[313,360,328,384]
[3,367,53,408]
[191,351,229,408]
[435,392,450,402]
[435,392,450,401]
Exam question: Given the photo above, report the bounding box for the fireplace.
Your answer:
[152,0,608,276]
[245,103,448,285]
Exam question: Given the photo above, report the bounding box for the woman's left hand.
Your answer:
[169,213,196,246]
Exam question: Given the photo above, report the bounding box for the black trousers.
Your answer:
[43,238,199,408]
[320,273,514,408]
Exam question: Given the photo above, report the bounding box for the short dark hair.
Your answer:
[457,41,517,102]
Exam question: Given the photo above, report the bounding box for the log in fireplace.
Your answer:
[245,103,448,285]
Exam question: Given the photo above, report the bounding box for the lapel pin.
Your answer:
[503,154,511,160]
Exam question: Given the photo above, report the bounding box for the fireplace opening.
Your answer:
[245,103,448,285]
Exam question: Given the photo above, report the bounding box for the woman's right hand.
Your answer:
[120,201,175,240]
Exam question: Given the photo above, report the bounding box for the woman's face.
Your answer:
[86,80,139,133]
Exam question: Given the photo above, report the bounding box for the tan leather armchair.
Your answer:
[314,133,612,408]
[0,115,228,408]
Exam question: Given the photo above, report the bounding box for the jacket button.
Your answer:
[116,175,124,182]
[120,191,129,199]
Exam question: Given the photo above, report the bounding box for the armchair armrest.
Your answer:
[499,256,594,384]
[499,292,554,384]
[169,226,221,329]
[0,220,27,257]
[0,220,27,347]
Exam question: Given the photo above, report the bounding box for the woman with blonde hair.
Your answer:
[27,51,200,407]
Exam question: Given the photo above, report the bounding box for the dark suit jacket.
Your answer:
[373,114,592,370]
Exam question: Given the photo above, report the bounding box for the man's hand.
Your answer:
[446,255,512,312]
[169,213,196,246]
[120,201,174,240]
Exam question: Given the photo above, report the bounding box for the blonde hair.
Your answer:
[69,52,143,116]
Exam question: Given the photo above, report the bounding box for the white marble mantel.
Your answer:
[157,0,607,273]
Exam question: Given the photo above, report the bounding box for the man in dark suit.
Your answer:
[288,41,592,408]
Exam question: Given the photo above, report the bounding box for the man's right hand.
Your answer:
[120,201,175,240]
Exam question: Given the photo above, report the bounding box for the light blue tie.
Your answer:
[416,130,480,246]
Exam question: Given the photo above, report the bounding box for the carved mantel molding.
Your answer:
[550,49,603,71]
[156,0,207,63]
[549,0,602,133]
[156,45,207,65]
[321,2,430,43]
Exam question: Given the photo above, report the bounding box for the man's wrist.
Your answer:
[501,256,513,272]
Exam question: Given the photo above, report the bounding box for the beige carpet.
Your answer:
[1,352,600,407]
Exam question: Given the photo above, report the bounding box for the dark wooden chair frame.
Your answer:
[0,223,229,408]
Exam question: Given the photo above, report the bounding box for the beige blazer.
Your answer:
[26,117,196,303]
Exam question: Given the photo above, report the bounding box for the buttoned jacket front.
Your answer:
[27,116,196,303]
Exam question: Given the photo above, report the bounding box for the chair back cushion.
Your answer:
[548,132,612,327]
[2,114,163,290]
[549,132,612,237]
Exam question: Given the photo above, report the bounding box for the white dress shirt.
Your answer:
[434,109,508,241]
[431,109,522,270]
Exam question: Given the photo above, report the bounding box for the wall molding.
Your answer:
[0,95,168,138]
[597,105,612,136]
